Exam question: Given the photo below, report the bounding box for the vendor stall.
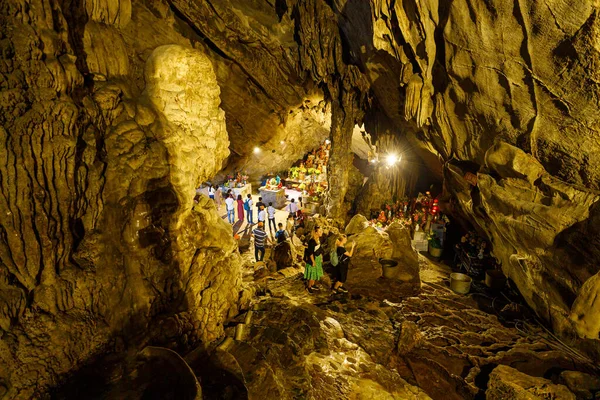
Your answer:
[259,187,286,208]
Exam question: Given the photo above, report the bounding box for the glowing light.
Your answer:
[325,139,331,144]
[386,153,398,166]
[280,140,285,145]
[253,147,261,154]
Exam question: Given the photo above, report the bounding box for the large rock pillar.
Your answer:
[325,69,366,223]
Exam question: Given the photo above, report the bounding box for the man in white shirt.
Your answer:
[267,202,277,232]
[245,194,254,224]
[225,195,235,224]
[287,198,299,217]
[258,205,266,225]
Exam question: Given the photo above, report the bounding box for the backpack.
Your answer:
[330,248,339,266]
[276,230,286,243]
[243,200,250,211]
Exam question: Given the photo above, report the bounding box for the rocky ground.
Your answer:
[51,229,600,399]
[191,250,600,400]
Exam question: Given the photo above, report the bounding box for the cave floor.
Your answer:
[196,253,599,399]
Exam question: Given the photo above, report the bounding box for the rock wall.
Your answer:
[349,0,600,354]
[0,2,243,397]
[322,0,600,356]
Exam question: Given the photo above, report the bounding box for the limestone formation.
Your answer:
[345,214,369,236]
[386,222,421,286]
[559,370,600,400]
[0,4,241,397]
[272,241,295,271]
[570,271,600,340]
[396,321,424,356]
[349,225,393,261]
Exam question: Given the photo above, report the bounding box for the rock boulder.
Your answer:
[272,241,295,271]
[570,271,600,340]
[486,365,576,400]
[344,219,420,300]
[386,222,420,287]
[559,371,600,400]
[345,214,369,236]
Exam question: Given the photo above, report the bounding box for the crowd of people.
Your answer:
[194,183,454,295]
[302,225,356,294]
[456,231,491,260]
[197,159,494,298]
[368,191,450,235]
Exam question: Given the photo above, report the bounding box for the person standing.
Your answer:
[225,194,235,224]
[285,213,295,237]
[332,234,356,293]
[267,202,277,232]
[236,194,245,222]
[304,226,324,293]
[208,185,215,201]
[245,194,254,224]
[287,198,298,217]
[215,186,223,211]
[258,204,266,225]
[256,197,264,211]
[252,222,269,262]
[275,223,288,243]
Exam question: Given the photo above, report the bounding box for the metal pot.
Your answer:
[379,258,398,279]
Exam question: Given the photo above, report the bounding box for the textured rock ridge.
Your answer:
[335,0,600,355]
[0,3,242,397]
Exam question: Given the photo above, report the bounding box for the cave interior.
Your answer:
[1,0,600,399]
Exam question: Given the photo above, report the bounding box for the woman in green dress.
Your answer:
[304,226,324,293]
